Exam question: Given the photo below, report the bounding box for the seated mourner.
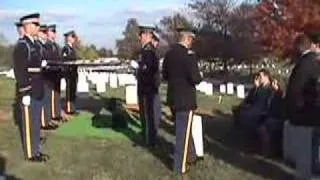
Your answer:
[233,73,260,126]
[236,69,273,134]
[257,79,285,156]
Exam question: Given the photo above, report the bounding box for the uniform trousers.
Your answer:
[19,98,42,159]
[173,110,197,174]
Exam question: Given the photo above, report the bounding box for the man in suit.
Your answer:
[286,33,320,179]
[62,31,78,115]
[137,26,161,147]
[162,27,202,174]
[13,13,49,162]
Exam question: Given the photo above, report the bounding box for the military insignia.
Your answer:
[188,50,195,55]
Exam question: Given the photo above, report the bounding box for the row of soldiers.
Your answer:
[13,13,79,162]
[137,26,202,174]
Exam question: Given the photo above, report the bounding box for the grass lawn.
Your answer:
[0,77,295,180]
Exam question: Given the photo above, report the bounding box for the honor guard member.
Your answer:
[151,31,162,130]
[13,22,25,126]
[162,27,202,174]
[13,13,49,162]
[62,30,78,115]
[36,25,58,130]
[137,26,161,147]
[46,24,65,122]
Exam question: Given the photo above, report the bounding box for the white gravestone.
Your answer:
[96,81,106,93]
[77,74,89,92]
[220,84,226,94]
[192,114,204,157]
[227,82,234,95]
[126,85,138,105]
[60,78,66,91]
[109,73,118,88]
[204,83,213,96]
[237,85,245,99]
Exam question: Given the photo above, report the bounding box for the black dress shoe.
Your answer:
[48,123,59,128]
[28,153,49,162]
[41,125,57,131]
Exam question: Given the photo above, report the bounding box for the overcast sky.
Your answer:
[0,0,191,50]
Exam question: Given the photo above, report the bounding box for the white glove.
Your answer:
[22,95,31,106]
[130,60,139,69]
[200,72,204,78]
[41,60,48,67]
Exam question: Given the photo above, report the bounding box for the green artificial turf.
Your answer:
[56,110,142,141]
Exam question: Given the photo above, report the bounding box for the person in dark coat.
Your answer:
[62,30,78,115]
[137,26,161,147]
[286,34,320,126]
[162,27,202,174]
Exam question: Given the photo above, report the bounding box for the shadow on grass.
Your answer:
[203,112,294,179]
[88,97,174,171]
[0,155,22,180]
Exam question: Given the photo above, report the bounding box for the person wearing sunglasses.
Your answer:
[13,13,50,162]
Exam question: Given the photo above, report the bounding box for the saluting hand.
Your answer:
[22,96,31,106]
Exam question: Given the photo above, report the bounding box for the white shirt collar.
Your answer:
[67,42,73,47]
[301,49,312,56]
[25,34,34,43]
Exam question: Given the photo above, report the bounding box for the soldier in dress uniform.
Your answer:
[13,13,49,162]
[36,24,58,130]
[46,24,66,122]
[151,31,162,130]
[162,28,202,174]
[62,30,78,115]
[13,22,25,126]
[137,26,161,147]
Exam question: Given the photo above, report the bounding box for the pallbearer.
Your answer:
[36,24,58,130]
[62,30,78,115]
[46,24,65,122]
[13,13,49,162]
[137,26,160,147]
[162,27,202,174]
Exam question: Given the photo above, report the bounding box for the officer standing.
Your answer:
[36,24,58,130]
[13,13,49,162]
[162,28,202,174]
[62,31,78,115]
[137,26,160,147]
[46,24,65,122]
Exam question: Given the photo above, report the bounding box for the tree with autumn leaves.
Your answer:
[255,0,320,58]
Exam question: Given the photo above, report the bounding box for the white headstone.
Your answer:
[204,83,213,96]
[192,114,204,157]
[278,70,282,74]
[77,74,89,93]
[109,73,118,88]
[237,85,245,99]
[220,84,226,94]
[286,69,290,74]
[126,85,138,105]
[196,81,207,92]
[96,82,106,93]
[227,82,234,95]
[60,78,66,91]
